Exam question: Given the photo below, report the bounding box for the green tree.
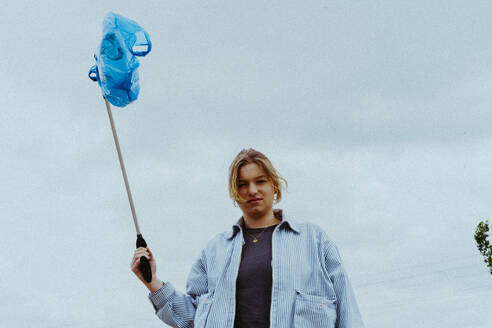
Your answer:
[474,220,492,275]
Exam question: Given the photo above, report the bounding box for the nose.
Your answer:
[248,183,258,195]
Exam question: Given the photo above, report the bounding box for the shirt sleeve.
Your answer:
[322,236,365,328]
[148,250,209,328]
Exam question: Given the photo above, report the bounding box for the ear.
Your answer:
[273,185,279,194]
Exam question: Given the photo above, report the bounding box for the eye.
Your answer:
[257,180,266,184]
[238,183,247,187]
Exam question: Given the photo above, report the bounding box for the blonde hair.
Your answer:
[228,148,288,205]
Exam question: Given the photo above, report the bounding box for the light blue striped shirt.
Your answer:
[148,212,364,327]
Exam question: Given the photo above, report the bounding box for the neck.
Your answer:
[243,210,280,228]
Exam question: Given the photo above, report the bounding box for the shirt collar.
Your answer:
[225,209,300,240]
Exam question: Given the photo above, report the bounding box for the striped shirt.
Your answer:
[148,211,365,327]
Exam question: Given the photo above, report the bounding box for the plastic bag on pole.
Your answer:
[88,12,151,107]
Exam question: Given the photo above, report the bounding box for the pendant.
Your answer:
[253,238,258,243]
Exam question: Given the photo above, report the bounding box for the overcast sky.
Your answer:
[1,1,492,327]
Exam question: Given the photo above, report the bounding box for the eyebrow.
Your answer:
[238,175,267,182]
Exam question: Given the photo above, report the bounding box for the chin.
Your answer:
[239,201,274,218]
[248,206,271,218]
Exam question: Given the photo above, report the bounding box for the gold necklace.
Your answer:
[244,227,268,243]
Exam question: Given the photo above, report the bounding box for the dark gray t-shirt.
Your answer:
[234,223,278,328]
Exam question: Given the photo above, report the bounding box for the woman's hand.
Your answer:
[131,247,163,292]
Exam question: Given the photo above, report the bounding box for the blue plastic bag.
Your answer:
[89,12,151,107]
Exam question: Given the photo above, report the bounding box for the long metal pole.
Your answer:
[104,97,141,235]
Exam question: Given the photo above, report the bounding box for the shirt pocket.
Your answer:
[194,291,214,327]
[294,290,337,328]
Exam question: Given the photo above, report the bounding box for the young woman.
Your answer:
[131,148,364,327]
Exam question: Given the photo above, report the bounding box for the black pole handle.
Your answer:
[136,234,152,283]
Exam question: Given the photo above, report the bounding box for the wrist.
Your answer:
[146,277,164,293]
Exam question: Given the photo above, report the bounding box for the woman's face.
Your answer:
[237,163,276,219]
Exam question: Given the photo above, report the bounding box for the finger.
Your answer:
[132,256,147,266]
[131,255,141,265]
[136,247,148,252]
[136,254,150,260]
[133,257,143,267]
[135,251,150,257]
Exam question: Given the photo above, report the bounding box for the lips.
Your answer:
[248,198,261,203]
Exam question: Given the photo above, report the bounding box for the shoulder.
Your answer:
[288,219,347,271]
[287,216,334,238]
[198,230,233,256]
[286,216,339,249]
[188,231,231,272]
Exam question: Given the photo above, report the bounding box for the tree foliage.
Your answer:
[474,220,492,275]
